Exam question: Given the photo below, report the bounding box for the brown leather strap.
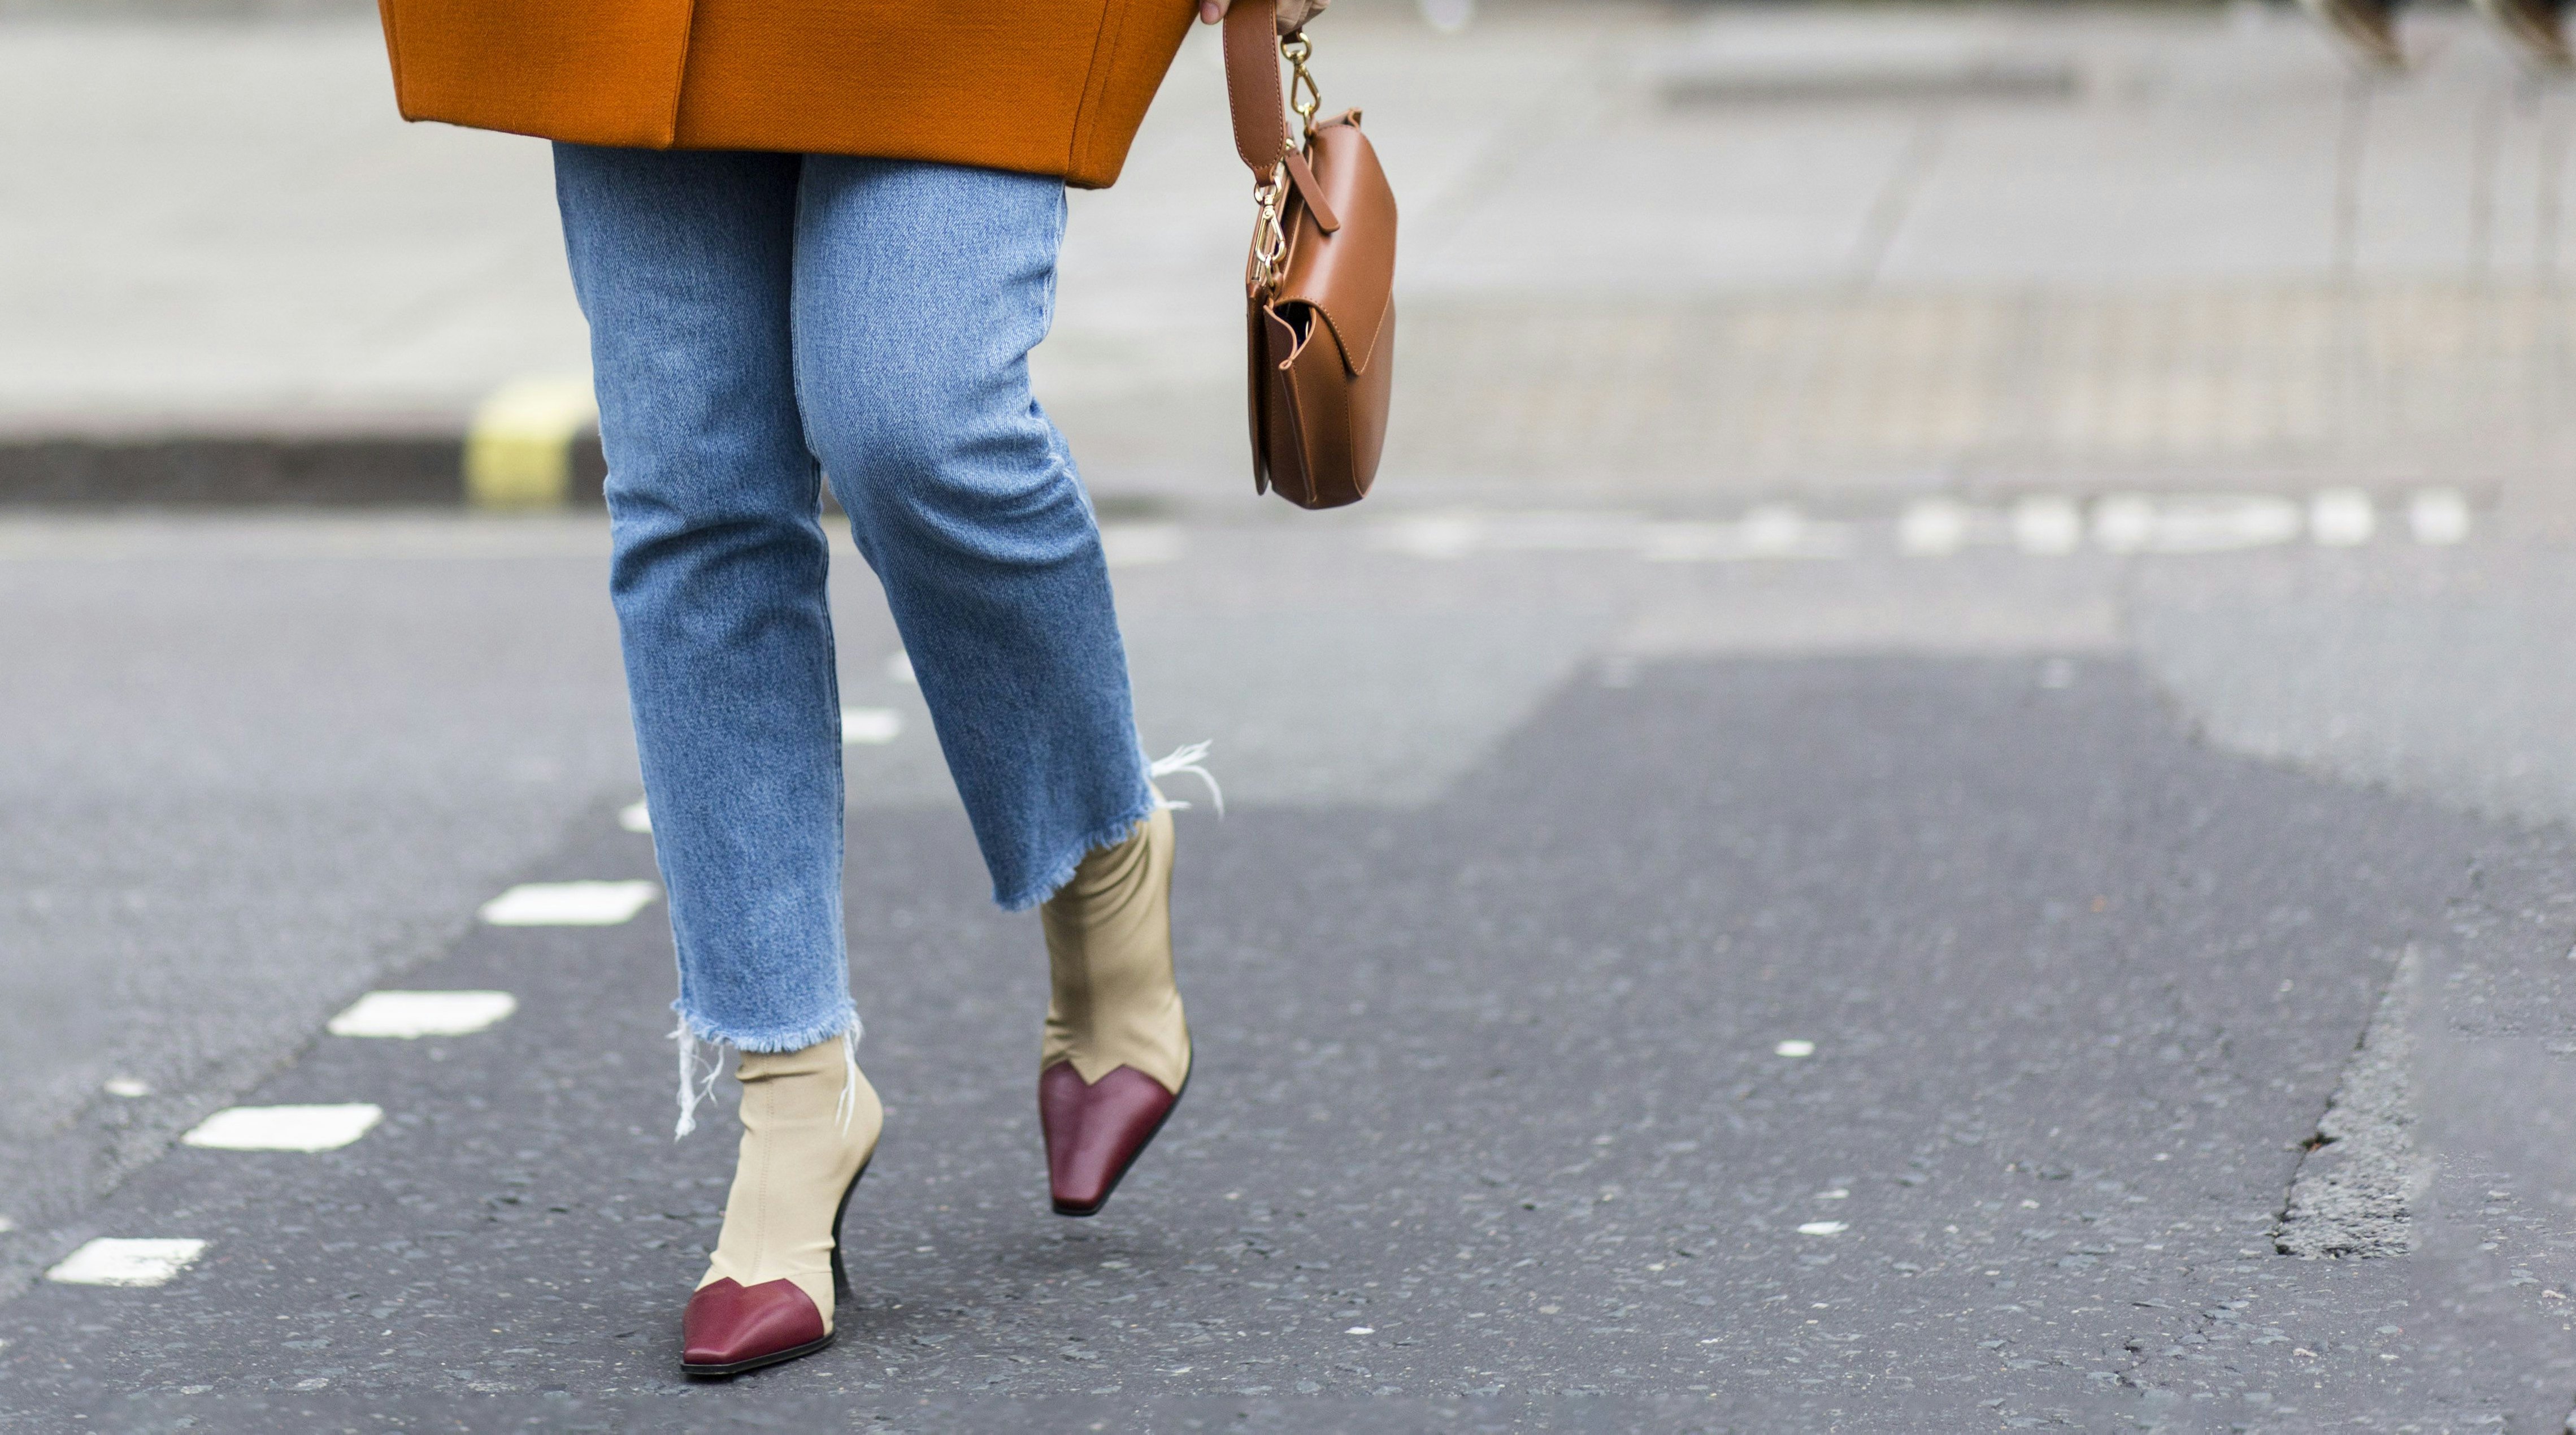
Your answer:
[1224,0,1289,178]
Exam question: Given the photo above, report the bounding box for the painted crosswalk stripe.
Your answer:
[842,707,902,744]
[479,880,661,926]
[2310,489,2375,547]
[183,1104,383,1153]
[1102,522,1186,568]
[2408,488,2470,545]
[46,1238,206,1287]
[327,990,516,1039]
[2011,497,2083,555]
[1898,499,1969,556]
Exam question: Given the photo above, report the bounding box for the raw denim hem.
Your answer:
[995,787,1158,913]
[671,998,861,1055]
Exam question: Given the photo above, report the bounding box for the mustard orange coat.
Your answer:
[376,0,1198,188]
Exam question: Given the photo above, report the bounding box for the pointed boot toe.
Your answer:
[1041,1061,1184,1217]
[681,1276,832,1377]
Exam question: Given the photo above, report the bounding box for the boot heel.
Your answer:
[828,1159,868,1302]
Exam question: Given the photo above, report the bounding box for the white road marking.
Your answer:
[1816,1189,1850,1200]
[2128,496,2303,553]
[2310,489,2375,547]
[327,990,517,1039]
[1774,1039,1815,1057]
[47,1238,206,1287]
[1374,514,1485,560]
[2090,496,2157,553]
[0,1215,15,1233]
[183,1104,383,1153]
[1370,495,2468,564]
[2408,488,2471,545]
[2010,497,2083,555]
[617,800,651,834]
[1898,499,1969,556]
[1102,523,1186,567]
[479,880,661,926]
[102,1077,149,1098]
[1642,509,1850,562]
[1796,1221,1848,1237]
[841,707,902,744]
[885,651,915,684]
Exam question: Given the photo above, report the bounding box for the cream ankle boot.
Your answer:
[1038,803,1190,1215]
[680,1036,880,1376]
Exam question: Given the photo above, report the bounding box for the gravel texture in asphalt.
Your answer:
[10,640,2576,1429]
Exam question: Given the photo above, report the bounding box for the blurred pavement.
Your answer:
[10,1,2576,506]
[11,2,2576,1430]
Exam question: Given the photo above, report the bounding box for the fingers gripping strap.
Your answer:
[1225,0,1289,177]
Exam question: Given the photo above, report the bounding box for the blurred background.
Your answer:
[13,0,2576,1424]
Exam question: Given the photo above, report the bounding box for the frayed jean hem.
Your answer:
[996,787,1157,912]
[671,998,860,1055]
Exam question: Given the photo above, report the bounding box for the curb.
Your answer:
[0,380,607,510]
[0,430,600,510]
[0,432,603,508]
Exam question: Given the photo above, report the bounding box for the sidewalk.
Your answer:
[5,1,2571,509]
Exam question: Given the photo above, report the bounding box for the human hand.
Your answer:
[1198,0,1331,36]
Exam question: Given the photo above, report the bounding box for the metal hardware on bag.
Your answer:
[1248,30,1320,297]
[1280,32,1322,141]
[1249,174,1288,294]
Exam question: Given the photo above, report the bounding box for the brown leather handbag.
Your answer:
[1223,2,1398,509]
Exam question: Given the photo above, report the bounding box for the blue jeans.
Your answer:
[555,145,1154,1055]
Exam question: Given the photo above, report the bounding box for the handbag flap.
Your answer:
[1275,115,1397,378]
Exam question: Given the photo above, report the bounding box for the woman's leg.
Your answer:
[789,158,1187,1217]
[555,144,879,1375]
[555,144,858,1058]
[787,156,1153,911]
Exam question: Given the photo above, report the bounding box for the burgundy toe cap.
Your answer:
[1040,1063,1180,1215]
[681,1277,827,1374]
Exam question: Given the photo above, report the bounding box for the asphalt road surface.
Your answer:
[7,502,2576,1432]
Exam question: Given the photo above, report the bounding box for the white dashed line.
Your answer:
[2408,488,2471,545]
[327,990,517,1039]
[1643,507,1850,562]
[1102,522,1187,567]
[1344,1325,1376,1335]
[1898,499,1970,556]
[841,707,902,745]
[46,1238,206,1287]
[479,880,661,926]
[184,1104,383,1153]
[102,1077,149,1098]
[618,800,651,834]
[2310,489,2375,547]
[1796,1221,1848,1237]
[1774,1039,1815,1057]
[2101,495,2303,554]
[2010,497,2084,556]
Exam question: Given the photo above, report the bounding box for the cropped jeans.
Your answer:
[554,145,1154,1061]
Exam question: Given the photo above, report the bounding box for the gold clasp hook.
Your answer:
[1248,173,1288,294]
[1280,33,1322,143]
